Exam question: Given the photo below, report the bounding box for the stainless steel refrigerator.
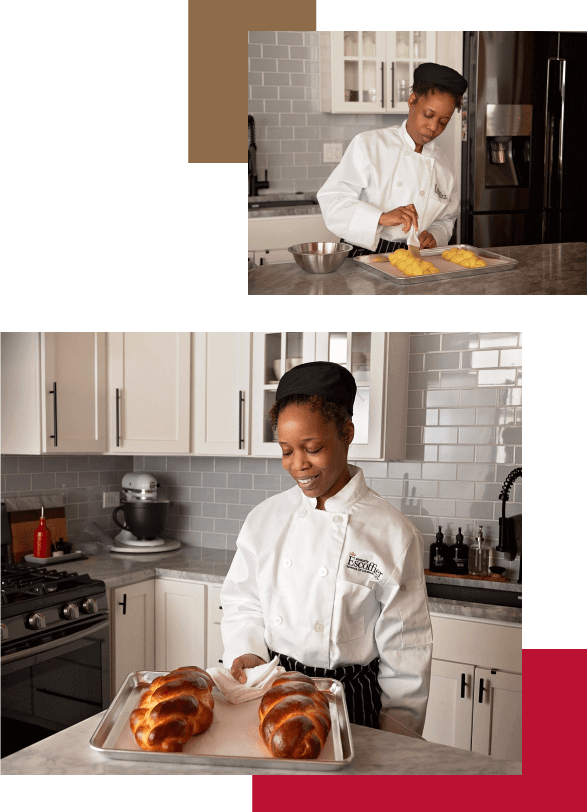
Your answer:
[461,31,587,247]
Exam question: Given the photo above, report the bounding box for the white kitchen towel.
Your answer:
[207,656,285,704]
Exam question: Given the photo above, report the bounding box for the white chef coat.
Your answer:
[220,464,433,736]
[317,119,459,252]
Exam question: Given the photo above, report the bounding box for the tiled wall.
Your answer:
[248,31,404,194]
[1,333,522,578]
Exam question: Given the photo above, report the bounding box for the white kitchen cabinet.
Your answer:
[251,332,317,456]
[423,615,522,761]
[110,579,220,697]
[1,332,106,455]
[193,333,251,456]
[207,584,225,668]
[251,332,408,461]
[325,31,436,114]
[248,214,339,261]
[111,580,155,697]
[154,579,206,672]
[107,332,191,454]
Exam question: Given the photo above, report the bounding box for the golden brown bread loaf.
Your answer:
[258,671,331,759]
[129,665,214,752]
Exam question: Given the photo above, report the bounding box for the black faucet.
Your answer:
[497,467,522,582]
[248,115,269,197]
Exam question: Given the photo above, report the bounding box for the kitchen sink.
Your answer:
[248,198,318,210]
[426,581,521,608]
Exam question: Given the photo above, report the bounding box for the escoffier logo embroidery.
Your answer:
[435,183,447,200]
[346,552,383,580]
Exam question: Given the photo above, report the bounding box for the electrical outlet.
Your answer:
[323,143,342,163]
[103,492,120,508]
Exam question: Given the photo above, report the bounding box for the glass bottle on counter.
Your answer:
[34,506,51,559]
[452,527,469,575]
[469,525,488,576]
[429,526,447,573]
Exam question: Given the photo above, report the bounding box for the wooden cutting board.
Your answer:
[9,508,68,563]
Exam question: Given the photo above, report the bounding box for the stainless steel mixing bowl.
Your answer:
[288,242,352,274]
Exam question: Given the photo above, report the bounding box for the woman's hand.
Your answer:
[418,230,437,249]
[379,204,419,233]
[230,653,267,684]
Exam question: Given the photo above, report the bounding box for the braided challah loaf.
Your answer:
[387,248,439,276]
[441,247,487,268]
[129,666,214,752]
[258,672,331,759]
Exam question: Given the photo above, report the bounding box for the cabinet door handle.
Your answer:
[478,677,485,703]
[119,593,127,615]
[461,673,467,698]
[49,382,58,446]
[115,388,121,447]
[380,61,384,108]
[218,659,223,664]
[391,62,395,107]
[238,390,245,449]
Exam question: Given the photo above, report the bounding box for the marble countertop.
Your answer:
[248,242,587,295]
[248,193,320,218]
[62,545,520,624]
[1,711,521,774]
[3,546,521,773]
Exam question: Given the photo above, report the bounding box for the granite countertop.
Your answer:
[1,712,521,774]
[248,241,587,295]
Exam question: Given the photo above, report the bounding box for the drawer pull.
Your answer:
[460,673,467,698]
[478,677,485,703]
[119,593,127,615]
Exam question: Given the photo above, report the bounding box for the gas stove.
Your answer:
[1,562,108,657]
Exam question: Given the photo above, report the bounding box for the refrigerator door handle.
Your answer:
[558,58,566,211]
[543,57,565,241]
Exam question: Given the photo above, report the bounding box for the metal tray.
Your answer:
[89,671,354,771]
[353,244,519,285]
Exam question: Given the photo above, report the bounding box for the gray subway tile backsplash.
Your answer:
[2,333,521,579]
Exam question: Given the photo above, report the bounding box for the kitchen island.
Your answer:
[2,545,521,773]
[248,241,587,295]
[1,711,521,774]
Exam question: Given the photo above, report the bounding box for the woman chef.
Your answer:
[220,362,432,737]
[317,62,468,258]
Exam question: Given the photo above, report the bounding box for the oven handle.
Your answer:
[1,618,109,665]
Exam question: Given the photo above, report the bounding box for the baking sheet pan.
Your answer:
[353,244,519,285]
[90,671,354,771]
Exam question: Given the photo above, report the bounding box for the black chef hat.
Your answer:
[275,361,357,416]
[413,62,468,97]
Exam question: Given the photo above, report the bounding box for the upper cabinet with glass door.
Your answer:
[329,32,435,114]
[251,332,409,461]
[251,333,317,457]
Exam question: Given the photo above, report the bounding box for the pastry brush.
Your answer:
[407,224,421,258]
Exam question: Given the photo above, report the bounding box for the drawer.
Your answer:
[207,584,223,624]
[207,621,225,669]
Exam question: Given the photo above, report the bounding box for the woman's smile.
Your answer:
[295,473,320,488]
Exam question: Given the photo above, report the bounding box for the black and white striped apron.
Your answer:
[341,237,407,259]
[269,650,382,729]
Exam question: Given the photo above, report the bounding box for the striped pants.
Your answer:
[342,237,407,259]
[269,650,382,729]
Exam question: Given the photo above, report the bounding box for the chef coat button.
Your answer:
[400,584,406,592]
[298,510,306,518]
[333,515,342,523]
[404,150,410,156]
[420,190,425,196]
[314,622,324,633]
[284,558,292,568]
[397,181,403,187]
[274,616,282,625]
[319,567,328,577]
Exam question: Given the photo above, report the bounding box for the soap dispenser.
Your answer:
[429,526,447,573]
[452,527,469,575]
[469,526,488,576]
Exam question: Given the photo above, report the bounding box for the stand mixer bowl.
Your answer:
[113,501,172,540]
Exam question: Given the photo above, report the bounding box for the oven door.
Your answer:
[1,614,110,759]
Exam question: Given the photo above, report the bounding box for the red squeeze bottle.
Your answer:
[34,506,52,558]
